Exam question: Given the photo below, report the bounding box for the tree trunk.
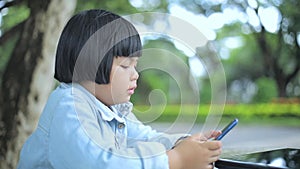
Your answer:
[255,29,291,98]
[0,0,76,168]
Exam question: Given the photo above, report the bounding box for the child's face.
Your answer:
[95,56,139,105]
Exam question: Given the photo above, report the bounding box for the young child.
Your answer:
[17,9,222,169]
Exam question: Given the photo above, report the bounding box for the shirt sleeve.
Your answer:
[48,96,170,169]
[125,112,189,150]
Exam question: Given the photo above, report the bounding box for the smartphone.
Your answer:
[215,118,238,140]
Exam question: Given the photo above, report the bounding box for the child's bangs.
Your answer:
[110,18,142,58]
[112,34,142,58]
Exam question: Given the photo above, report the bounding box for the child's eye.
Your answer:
[121,65,129,69]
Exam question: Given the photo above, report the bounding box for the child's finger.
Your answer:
[204,140,222,150]
[211,130,222,138]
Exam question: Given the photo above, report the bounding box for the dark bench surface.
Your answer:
[215,148,299,169]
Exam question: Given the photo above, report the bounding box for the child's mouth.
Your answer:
[128,86,136,95]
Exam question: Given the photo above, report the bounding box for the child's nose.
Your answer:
[131,68,139,81]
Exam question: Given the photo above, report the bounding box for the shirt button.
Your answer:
[118,123,125,129]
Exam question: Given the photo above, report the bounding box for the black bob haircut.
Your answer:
[54,9,142,84]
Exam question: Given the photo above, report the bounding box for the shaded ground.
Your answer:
[149,122,300,158]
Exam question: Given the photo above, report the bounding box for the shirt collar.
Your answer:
[111,102,133,117]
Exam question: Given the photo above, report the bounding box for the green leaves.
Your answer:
[134,102,300,124]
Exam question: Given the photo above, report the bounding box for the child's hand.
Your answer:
[190,130,222,142]
[168,137,222,169]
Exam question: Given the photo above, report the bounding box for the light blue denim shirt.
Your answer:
[17,83,185,169]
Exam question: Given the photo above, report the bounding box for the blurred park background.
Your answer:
[0,0,300,168]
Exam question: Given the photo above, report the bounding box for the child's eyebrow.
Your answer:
[129,57,139,63]
[119,57,138,65]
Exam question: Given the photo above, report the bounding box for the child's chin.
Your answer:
[114,98,131,104]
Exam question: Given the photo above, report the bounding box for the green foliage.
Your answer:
[198,78,212,104]
[252,77,278,103]
[1,5,29,32]
[222,103,300,118]
[75,0,139,14]
[210,0,300,99]
[133,103,300,124]
[223,34,264,81]
[280,0,300,32]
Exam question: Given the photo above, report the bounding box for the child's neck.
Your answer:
[79,81,113,106]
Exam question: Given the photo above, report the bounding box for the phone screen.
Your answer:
[215,118,238,140]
